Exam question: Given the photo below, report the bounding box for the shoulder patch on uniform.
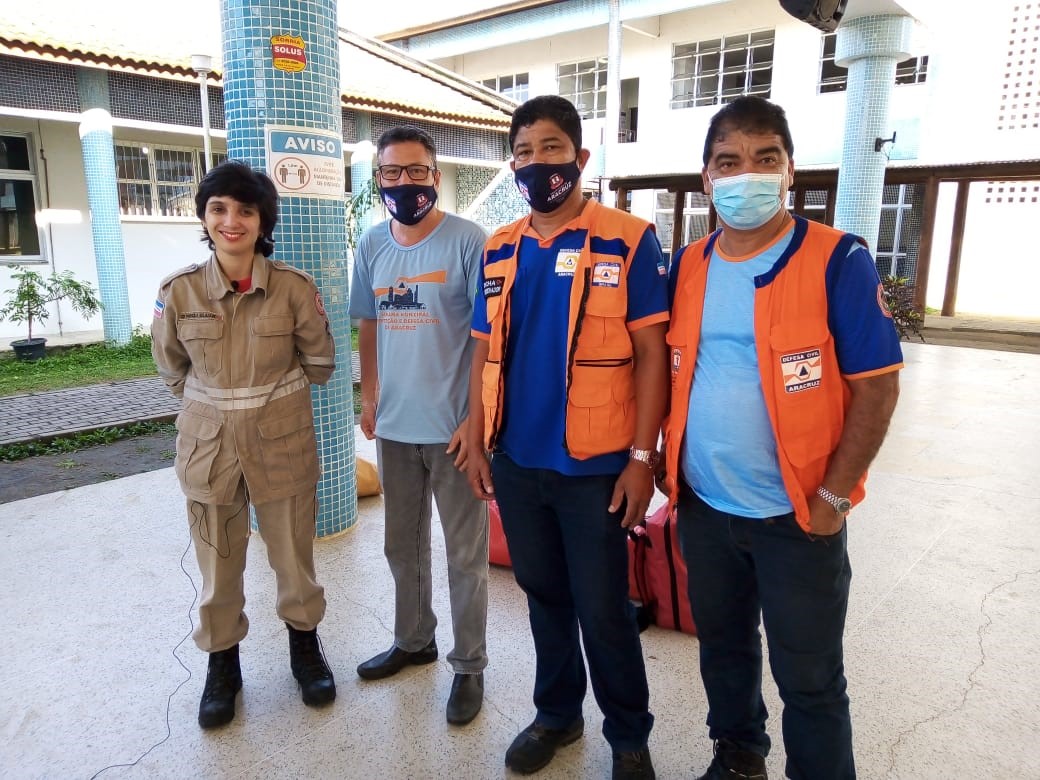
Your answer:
[158,263,200,288]
[270,260,318,285]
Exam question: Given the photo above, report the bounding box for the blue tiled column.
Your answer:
[76,69,132,345]
[222,0,356,536]
[834,14,913,255]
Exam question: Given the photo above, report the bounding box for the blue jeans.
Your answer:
[676,482,855,780]
[491,454,653,753]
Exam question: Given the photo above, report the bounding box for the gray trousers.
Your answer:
[376,437,489,673]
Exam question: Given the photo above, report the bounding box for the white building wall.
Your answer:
[432,0,1038,318]
[0,118,473,339]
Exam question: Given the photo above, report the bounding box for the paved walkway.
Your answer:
[1,315,1036,446]
[0,353,361,446]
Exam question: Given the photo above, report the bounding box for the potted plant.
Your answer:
[0,265,103,360]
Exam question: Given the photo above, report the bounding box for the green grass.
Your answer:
[0,421,176,462]
[0,330,157,397]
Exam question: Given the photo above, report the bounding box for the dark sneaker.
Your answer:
[504,717,584,774]
[446,672,484,725]
[613,746,656,779]
[356,639,438,680]
[696,738,768,779]
[198,644,242,729]
[286,624,336,707]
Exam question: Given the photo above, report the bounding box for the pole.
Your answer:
[191,54,214,172]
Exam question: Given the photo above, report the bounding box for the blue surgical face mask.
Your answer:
[379,184,438,226]
[710,172,786,230]
[514,161,582,213]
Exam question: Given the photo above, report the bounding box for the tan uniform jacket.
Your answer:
[151,253,336,505]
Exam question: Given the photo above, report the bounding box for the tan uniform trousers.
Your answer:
[188,477,326,653]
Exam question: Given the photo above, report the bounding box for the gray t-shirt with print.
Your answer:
[349,212,487,444]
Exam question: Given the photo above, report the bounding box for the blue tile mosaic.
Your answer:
[833,14,914,255]
[223,0,356,536]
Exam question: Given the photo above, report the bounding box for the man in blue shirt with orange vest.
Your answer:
[662,96,903,780]
[465,95,668,779]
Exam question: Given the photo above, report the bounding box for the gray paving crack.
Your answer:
[883,566,1040,778]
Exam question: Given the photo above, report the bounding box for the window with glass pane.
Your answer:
[671,32,773,109]
[482,72,529,102]
[895,55,928,85]
[115,144,153,215]
[818,33,847,93]
[557,59,607,118]
[115,143,214,217]
[153,149,197,217]
[0,134,43,259]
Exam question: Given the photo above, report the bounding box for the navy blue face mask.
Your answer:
[380,184,438,226]
[514,161,582,213]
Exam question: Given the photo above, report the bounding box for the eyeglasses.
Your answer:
[375,164,437,181]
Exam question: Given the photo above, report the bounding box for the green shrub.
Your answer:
[882,275,924,342]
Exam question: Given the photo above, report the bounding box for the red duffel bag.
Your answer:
[639,503,697,635]
[488,499,512,567]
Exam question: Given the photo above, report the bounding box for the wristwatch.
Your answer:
[629,448,660,470]
[816,485,852,515]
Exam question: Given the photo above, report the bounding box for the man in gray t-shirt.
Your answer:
[348,125,489,726]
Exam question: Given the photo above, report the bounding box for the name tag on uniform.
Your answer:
[591,261,621,287]
[555,251,579,276]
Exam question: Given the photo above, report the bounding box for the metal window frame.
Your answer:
[557,58,608,119]
[0,130,46,265]
[670,31,774,110]
[114,142,208,218]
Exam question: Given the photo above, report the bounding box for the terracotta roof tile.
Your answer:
[0,10,514,128]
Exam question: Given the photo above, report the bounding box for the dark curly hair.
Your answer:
[195,160,278,257]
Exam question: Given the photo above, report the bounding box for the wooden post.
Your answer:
[671,190,687,251]
[942,180,970,317]
[824,186,836,226]
[793,185,806,217]
[913,176,940,312]
[615,186,629,212]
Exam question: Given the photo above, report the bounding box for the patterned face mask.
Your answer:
[514,161,582,213]
[380,184,438,226]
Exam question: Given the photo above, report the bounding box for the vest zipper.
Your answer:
[562,267,592,456]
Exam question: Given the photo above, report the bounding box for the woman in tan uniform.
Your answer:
[151,161,337,728]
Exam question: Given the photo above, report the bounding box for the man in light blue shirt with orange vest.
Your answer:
[466,95,668,780]
[662,96,903,780]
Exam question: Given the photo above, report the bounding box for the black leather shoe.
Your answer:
[504,717,584,774]
[198,644,242,729]
[613,746,656,779]
[446,672,483,725]
[356,639,438,680]
[696,738,768,779]
[286,623,336,707]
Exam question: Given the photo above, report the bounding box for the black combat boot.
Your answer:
[286,623,337,706]
[198,644,242,729]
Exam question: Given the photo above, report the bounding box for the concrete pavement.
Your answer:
[0,341,1038,779]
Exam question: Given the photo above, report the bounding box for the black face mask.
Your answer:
[379,184,438,226]
[514,161,582,213]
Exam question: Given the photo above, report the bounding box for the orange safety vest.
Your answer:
[479,201,653,460]
[664,217,868,531]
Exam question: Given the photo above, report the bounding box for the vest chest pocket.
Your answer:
[768,321,843,466]
[252,314,294,374]
[177,318,223,376]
